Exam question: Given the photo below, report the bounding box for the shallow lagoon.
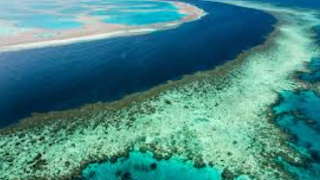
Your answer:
[300,58,320,83]
[274,90,320,180]
[101,11,185,25]
[0,0,185,30]
[80,151,252,180]
[81,151,222,180]
[18,15,83,30]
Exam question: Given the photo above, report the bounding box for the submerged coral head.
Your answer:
[80,151,222,180]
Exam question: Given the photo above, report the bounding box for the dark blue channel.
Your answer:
[0,0,276,127]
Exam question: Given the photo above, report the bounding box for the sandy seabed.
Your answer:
[0,1,205,52]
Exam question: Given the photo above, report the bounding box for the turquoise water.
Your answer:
[31,4,61,9]
[102,11,185,25]
[89,10,121,16]
[0,0,185,30]
[81,151,222,180]
[80,151,253,180]
[0,13,79,30]
[300,58,320,83]
[59,7,90,14]
[0,8,34,15]
[274,91,320,179]
[17,14,83,29]
[274,91,320,123]
[272,8,320,179]
[19,19,83,30]
[317,25,320,44]
[81,0,175,8]
[88,0,184,25]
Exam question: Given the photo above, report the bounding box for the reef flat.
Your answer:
[271,29,320,179]
[0,1,319,180]
[0,0,205,52]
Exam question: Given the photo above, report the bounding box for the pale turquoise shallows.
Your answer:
[0,0,185,30]
[81,151,222,180]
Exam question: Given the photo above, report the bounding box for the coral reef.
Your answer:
[0,1,319,179]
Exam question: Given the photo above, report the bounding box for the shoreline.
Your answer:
[0,1,205,52]
[0,1,319,179]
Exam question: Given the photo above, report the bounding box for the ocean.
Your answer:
[0,0,275,127]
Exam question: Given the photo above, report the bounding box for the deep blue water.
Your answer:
[0,0,276,127]
[0,0,275,127]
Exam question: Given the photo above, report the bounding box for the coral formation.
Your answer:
[0,1,319,179]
